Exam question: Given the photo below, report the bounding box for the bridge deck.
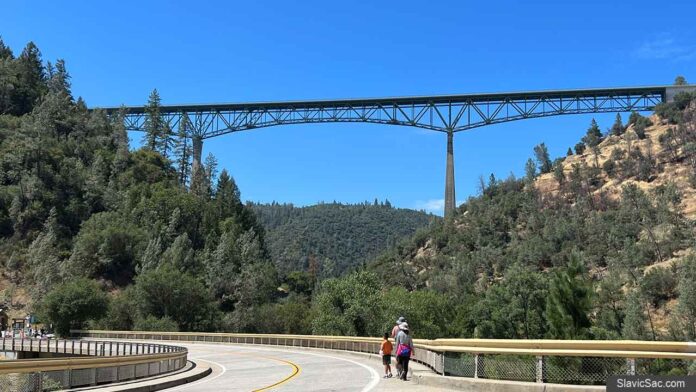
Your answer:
[97,85,670,113]
[93,85,692,138]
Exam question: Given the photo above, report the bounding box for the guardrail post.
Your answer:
[536,356,546,383]
[474,353,483,379]
[627,358,636,375]
[441,352,446,375]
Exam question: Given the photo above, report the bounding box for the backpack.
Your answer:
[397,343,411,357]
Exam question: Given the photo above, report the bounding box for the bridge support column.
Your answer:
[444,130,456,218]
[191,136,203,179]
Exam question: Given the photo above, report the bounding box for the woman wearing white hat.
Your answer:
[395,322,414,381]
[391,317,406,376]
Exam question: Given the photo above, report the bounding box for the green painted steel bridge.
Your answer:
[96,84,694,217]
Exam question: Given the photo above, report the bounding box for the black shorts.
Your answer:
[382,354,392,365]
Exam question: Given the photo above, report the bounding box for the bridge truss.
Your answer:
[104,86,667,138]
[99,85,690,217]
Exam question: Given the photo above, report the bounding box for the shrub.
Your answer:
[602,159,616,178]
[134,315,179,332]
[574,142,586,155]
[37,278,108,337]
[654,92,696,124]
[632,117,652,140]
[641,267,677,307]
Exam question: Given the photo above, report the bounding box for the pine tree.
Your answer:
[566,147,573,156]
[27,208,63,296]
[162,233,196,273]
[582,119,603,148]
[610,113,624,136]
[674,75,687,86]
[14,41,46,114]
[204,153,218,196]
[0,36,13,59]
[47,59,71,98]
[545,252,592,339]
[553,159,565,187]
[670,255,696,340]
[533,143,552,174]
[582,119,603,167]
[574,142,586,155]
[622,290,649,339]
[160,122,175,159]
[143,89,163,151]
[215,170,242,218]
[0,37,16,114]
[174,116,192,187]
[524,158,537,183]
[164,208,182,244]
[139,237,163,273]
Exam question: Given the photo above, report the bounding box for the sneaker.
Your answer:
[383,375,389,379]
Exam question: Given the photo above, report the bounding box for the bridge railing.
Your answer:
[72,330,695,386]
[0,337,188,391]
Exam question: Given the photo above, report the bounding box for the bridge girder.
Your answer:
[100,86,672,139]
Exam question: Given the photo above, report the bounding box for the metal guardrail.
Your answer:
[0,337,188,391]
[73,330,696,386]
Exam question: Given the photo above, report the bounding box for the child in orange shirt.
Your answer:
[379,332,393,378]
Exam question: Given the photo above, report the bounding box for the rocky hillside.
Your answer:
[536,114,696,218]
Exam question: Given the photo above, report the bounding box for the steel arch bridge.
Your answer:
[97,84,694,217]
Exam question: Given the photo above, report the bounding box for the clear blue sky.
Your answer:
[3,1,694,214]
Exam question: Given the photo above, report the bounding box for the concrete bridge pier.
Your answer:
[444,129,456,218]
[191,135,203,179]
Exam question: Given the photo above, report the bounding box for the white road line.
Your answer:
[289,350,380,392]
[179,343,381,392]
[165,357,227,391]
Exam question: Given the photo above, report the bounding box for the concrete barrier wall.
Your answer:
[72,330,695,387]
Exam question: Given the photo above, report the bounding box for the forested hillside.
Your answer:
[0,39,444,338]
[360,85,696,341]
[250,202,436,278]
[0,39,278,334]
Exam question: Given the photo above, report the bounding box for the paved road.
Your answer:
[164,342,450,391]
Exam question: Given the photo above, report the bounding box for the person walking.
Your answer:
[395,323,414,381]
[391,316,406,377]
[379,332,393,378]
[391,316,406,339]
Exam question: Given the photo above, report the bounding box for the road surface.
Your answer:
[163,342,450,391]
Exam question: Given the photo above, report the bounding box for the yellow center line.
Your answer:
[189,348,302,391]
[250,354,301,392]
